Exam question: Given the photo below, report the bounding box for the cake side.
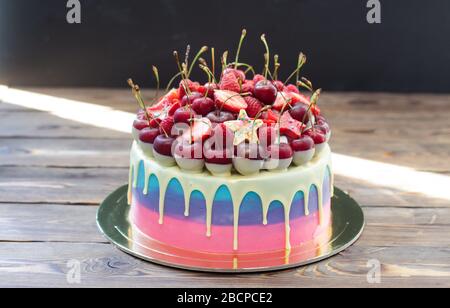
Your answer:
[128,141,333,253]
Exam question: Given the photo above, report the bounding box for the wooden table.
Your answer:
[1,88,449,288]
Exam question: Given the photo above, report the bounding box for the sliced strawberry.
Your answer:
[272,92,293,111]
[289,91,310,105]
[214,90,247,113]
[220,71,241,93]
[178,79,200,98]
[182,118,213,143]
[168,100,181,116]
[280,111,305,139]
[261,109,279,125]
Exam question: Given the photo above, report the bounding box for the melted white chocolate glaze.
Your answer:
[128,141,333,251]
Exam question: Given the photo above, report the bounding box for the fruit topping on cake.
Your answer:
[127,29,331,176]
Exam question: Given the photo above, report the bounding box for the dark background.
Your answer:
[1,0,449,92]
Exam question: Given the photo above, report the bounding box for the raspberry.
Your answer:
[244,96,264,118]
[241,80,254,93]
[159,116,174,136]
[219,72,241,93]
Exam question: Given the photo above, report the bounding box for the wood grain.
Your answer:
[1,89,450,288]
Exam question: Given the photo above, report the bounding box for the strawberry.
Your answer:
[214,90,247,113]
[182,118,213,143]
[253,74,265,84]
[272,92,293,111]
[279,111,305,139]
[289,91,310,105]
[261,109,279,125]
[178,79,200,98]
[168,100,181,116]
[241,80,254,93]
[159,116,175,136]
[219,71,241,93]
[244,96,264,118]
[284,84,300,94]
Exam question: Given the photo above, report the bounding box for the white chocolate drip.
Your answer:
[129,141,333,251]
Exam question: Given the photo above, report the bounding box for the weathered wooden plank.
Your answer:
[0,204,105,243]
[0,138,130,168]
[0,166,127,204]
[0,109,129,139]
[0,242,448,288]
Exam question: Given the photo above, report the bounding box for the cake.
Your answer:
[126,30,333,265]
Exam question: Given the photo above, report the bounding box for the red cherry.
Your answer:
[168,100,181,116]
[315,122,330,135]
[192,97,216,116]
[138,127,160,144]
[204,148,233,165]
[289,103,310,124]
[304,129,326,145]
[153,135,176,156]
[206,110,236,123]
[258,125,278,146]
[181,92,203,106]
[199,82,218,99]
[173,108,194,124]
[234,143,265,160]
[133,119,148,131]
[291,135,315,152]
[211,123,234,147]
[174,139,203,159]
[253,80,278,105]
[267,143,293,159]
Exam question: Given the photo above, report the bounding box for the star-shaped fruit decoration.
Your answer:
[224,110,263,145]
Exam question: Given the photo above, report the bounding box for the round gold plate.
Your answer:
[97,185,364,273]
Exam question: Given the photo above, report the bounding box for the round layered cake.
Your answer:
[125,30,335,263]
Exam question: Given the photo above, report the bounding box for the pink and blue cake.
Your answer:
[126,30,334,262]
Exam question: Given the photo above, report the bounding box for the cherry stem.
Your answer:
[227,62,256,76]
[295,53,305,86]
[300,88,321,134]
[298,77,314,92]
[188,46,208,78]
[199,64,213,98]
[273,54,280,80]
[284,53,306,85]
[151,66,160,103]
[211,47,216,82]
[234,29,247,69]
[261,34,270,79]
[199,58,217,84]
[184,45,191,70]
[165,72,183,92]
[221,51,229,72]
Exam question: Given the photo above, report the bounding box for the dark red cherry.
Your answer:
[153,135,176,156]
[304,129,326,145]
[192,97,215,116]
[133,119,148,131]
[289,103,310,124]
[204,148,233,165]
[174,139,203,159]
[181,92,203,106]
[173,108,194,124]
[138,127,160,144]
[267,143,293,159]
[253,80,278,105]
[206,110,236,123]
[291,135,315,152]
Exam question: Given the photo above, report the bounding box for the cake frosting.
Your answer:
[125,29,334,260]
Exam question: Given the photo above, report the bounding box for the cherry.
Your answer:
[201,82,218,99]
[222,68,246,82]
[181,92,203,106]
[291,135,315,152]
[206,110,236,123]
[304,129,326,145]
[153,134,176,156]
[234,143,265,160]
[258,125,278,146]
[253,80,278,105]
[289,103,310,124]
[315,122,330,135]
[173,108,194,124]
[204,148,233,165]
[210,123,234,148]
[192,97,215,116]
[139,127,160,144]
[174,139,203,159]
[267,143,293,159]
[133,119,148,131]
